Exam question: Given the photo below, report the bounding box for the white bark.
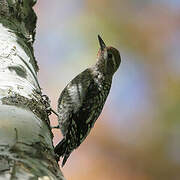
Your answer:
[0,0,65,179]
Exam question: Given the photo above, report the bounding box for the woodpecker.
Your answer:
[54,35,121,166]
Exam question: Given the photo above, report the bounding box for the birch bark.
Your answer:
[0,0,65,179]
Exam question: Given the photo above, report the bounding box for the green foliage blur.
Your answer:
[34,0,180,179]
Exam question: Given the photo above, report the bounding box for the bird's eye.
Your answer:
[108,53,113,59]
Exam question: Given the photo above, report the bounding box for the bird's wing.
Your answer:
[70,71,103,144]
[57,69,94,136]
[57,87,73,135]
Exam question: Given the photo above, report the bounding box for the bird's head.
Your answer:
[96,35,121,76]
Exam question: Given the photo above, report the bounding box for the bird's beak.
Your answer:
[98,35,106,51]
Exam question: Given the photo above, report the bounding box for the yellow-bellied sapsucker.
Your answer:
[54,35,121,166]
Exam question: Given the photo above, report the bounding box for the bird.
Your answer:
[54,35,121,167]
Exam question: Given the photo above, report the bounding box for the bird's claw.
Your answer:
[41,94,59,116]
[51,125,60,129]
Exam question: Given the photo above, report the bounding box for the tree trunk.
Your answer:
[0,0,65,179]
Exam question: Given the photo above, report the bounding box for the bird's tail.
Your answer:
[54,138,71,167]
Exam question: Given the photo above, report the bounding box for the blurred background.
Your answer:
[34,1,180,179]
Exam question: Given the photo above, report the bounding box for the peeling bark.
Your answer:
[0,0,65,179]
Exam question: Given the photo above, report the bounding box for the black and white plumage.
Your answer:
[54,35,121,166]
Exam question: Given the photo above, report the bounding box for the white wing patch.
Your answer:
[67,82,83,113]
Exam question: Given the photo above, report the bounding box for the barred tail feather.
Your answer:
[62,152,70,167]
[54,138,67,156]
[54,138,71,167]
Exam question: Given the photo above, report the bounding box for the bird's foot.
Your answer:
[41,94,59,117]
[51,125,60,129]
